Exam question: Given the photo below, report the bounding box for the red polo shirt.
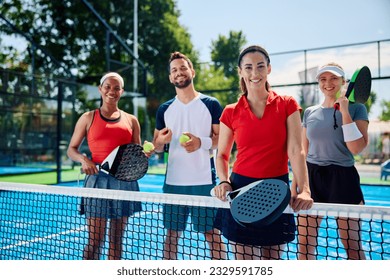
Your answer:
[220,91,301,178]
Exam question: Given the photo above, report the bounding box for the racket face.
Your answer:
[105,143,149,181]
[229,179,291,227]
[349,66,371,104]
[334,66,371,110]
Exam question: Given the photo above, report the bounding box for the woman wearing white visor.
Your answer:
[296,62,369,260]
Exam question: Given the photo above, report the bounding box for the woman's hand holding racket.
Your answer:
[81,143,149,181]
[212,181,233,202]
[335,84,350,113]
[80,155,99,175]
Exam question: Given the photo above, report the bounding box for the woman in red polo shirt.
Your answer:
[213,45,313,260]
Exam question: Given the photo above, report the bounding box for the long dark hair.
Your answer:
[237,45,271,95]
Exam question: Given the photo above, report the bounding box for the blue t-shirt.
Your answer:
[302,103,368,166]
[155,93,222,185]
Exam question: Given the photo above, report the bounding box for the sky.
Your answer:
[176,0,390,120]
[176,0,390,62]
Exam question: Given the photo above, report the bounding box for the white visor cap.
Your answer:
[316,65,345,80]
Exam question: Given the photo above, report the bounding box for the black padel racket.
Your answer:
[213,179,291,227]
[99,143,149,181]
[334,66,371,110]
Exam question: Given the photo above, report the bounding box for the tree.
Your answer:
[211,31,247,82]
[197,30,247,105]
[194,63,238,105]
[0,0,196,137]
[365,91,377,117]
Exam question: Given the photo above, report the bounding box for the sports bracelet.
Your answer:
[342,122,363,142]
[218,180,231,186]
[199,137,212,150]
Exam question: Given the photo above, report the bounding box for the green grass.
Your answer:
[287,174,388,186]
[360,177,390,186]
[0,169,81,185]
[0,166,167,185]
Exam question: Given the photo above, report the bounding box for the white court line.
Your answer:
[0,226,87,251]
[0,210,157,251]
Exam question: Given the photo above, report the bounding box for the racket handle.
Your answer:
[80,165,100,174]
[334,78,354,111]
[210,187,231,202]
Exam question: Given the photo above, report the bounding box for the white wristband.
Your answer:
[199,137,212,150]
[342,122,363,142]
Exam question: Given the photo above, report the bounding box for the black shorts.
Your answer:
[214,173,296,246]
[307,162,364,204]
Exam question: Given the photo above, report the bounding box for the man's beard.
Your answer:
[173,77,192,89]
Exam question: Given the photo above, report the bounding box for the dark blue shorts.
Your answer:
[307,162,364,204]
[82,172,142,219]
[163,183,216,232]
[214,173,296,246]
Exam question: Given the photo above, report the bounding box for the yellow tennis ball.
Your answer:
[179,134,190,144]
[143,141,154,153]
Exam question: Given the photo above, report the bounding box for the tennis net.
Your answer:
[0,181,389,260]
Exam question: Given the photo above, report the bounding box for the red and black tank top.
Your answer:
[87,109,133,164]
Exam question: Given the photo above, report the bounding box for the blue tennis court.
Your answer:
[1,174,389,260]
[0,166,54,175]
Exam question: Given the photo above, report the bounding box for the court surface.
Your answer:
[0,166,54,175]
[1,174,389,260]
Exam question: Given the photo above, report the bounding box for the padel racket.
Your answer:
[334,66,371,110]
[212,179,291,227]
[98,143,149,181]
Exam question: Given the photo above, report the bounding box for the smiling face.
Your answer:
[169,58,195,89]
[239,51,271,92]
[98,77,124,104]
[318,72,345,98]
